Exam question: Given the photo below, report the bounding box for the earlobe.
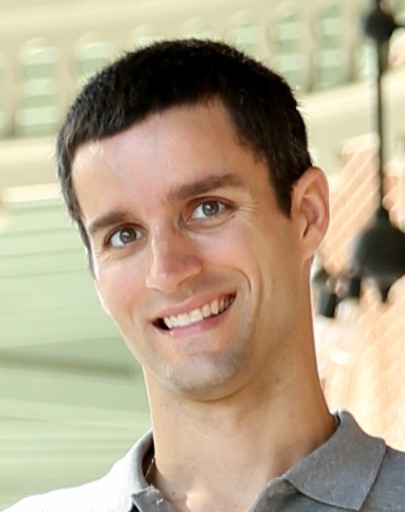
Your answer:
[292,167,329,256]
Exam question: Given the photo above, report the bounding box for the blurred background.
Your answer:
[0,0,404,508]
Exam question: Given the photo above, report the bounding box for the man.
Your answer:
[5,39,404,512]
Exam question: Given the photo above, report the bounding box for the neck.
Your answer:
[144,362,335,512]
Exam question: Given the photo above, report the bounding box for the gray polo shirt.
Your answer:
[4,411,405,511]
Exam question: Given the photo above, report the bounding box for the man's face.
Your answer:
[72,102,313,401]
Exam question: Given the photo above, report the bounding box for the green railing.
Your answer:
[0,0,404,139]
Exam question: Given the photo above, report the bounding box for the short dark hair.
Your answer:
[57,38,312,253]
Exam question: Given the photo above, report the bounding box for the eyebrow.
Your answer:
[87,173,244,238]
[166,173,244,203]
[87,210,133,238]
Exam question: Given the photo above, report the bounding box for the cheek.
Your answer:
[200,223,256,264]
[96,260,145,322]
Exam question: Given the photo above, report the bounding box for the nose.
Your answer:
[145,229,202,293]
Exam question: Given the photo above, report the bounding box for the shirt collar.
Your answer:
[85,429,154,512]
[123,412,387,512]
[284,410,386,510]
[36,431,155,512]
[129,431,175,512]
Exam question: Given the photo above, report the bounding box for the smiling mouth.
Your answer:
[154,294,236,331]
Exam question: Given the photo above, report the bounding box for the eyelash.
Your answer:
[105,226,144,249]
[102,199,232,250]
[188,199,230,222]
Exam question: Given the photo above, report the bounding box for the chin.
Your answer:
[155,352,250,401]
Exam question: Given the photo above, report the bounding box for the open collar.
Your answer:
[125,412,387,512]
[284,411,386,510]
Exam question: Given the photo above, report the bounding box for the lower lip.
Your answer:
[159,299,235,339]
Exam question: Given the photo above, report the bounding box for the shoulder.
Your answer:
[337,412,405,510]
[365,445,405,510]
[2,432,152,512]
[1,464,131,512]
[2,478,104,512]
[381,445,405,476]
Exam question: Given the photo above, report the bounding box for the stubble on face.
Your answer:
[73,102,305,405]
[142,317,254,402]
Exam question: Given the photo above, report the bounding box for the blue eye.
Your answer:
[108,227,143,248]
[191,200,225,220]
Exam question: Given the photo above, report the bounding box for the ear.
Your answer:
[291,167,329,258]
[95,281,111,316]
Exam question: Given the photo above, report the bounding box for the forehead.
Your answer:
[71,102,273,223]
[72,102,249,183]
[80,100,238,150]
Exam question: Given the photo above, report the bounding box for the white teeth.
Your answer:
[202,304,211,318]
[164,316,173,329]
[210,299,219,315]
[190,308,203,323]
[219,298,225,313]
[160,295,234,330]
[178,313,190,327]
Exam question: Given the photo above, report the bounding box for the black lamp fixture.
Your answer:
[314,1,405,316]
[351,0,405,302]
